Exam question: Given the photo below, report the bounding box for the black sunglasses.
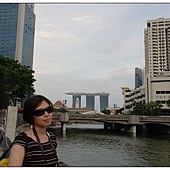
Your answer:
[33,106,53,117]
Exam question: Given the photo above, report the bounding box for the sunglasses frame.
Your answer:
[33,106,53,117]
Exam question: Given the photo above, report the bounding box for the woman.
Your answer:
[8,95,58,166]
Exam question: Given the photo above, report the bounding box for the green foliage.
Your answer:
[166,99,170,108]
[54,107,68,113]
[132,104,146,115]
[75,112,81,114]
[132,101,162,116]
[0,55,36,109]
[101,108,111,115]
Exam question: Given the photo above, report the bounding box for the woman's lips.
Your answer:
[44,118,51,122]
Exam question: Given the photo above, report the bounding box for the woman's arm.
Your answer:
[8,144,25,166]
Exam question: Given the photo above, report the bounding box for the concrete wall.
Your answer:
[5,106,17,142]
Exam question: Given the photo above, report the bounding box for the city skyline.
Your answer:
[32,3,170,111]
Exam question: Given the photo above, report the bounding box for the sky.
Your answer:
[33,3,170,111]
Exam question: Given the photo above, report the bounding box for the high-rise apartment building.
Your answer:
[144,18,170,114]
[0,3,35,69]
[135,67,143,88]
[144,18,170,77]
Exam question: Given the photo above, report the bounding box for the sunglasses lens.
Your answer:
[33,106,53,117]
[33,109,45,117]
[46,106,53,113]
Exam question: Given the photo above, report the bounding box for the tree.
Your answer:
[54,107,68,113]
[0,55,36,109]
[147,101,162,116]
[101,108,110,115]
[132,101,162,116]
[132,104,146,115]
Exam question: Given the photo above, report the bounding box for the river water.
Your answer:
[48,123,170,167]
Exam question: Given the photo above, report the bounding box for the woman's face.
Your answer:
[33,100,53,127]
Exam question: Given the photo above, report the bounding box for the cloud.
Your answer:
[36,30,83,44]
[71,15,103,33]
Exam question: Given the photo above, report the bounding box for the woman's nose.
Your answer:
[44,111,49,116]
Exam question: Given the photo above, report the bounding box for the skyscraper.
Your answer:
[86,95,95,110]
[100,95,109,111]
[0,3,35,69]
[144,18,170,77]
[135,67,143,88]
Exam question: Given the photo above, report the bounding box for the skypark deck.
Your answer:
[65,92,110,96]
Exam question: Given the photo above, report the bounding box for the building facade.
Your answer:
[135,67,143,88]
[0,3,35,69]
[86,95,95,110]
[145,72,170,114]
[100,95,109,111]
[122,86,145,114]
[144,18,170,77]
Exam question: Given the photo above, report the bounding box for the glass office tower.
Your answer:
[0,3,35,69]
[135,67,143,88]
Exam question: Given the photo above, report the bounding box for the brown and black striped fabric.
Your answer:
[12,132,58,167]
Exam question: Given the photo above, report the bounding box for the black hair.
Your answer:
[23,95,53,125]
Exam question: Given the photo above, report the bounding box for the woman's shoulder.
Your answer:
[47,132,57,145]
[48,131,56,139]
[48,131,57,148]
[12,132,28,147]
[15,132,28,141]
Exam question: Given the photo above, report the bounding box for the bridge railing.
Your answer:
[52,113,170,124]
[52,112,130,119]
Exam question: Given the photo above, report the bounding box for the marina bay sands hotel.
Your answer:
[65,92,110,111]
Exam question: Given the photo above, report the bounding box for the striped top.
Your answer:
[12,132,58,167]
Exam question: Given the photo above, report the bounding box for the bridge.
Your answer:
[52,114,170,134]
